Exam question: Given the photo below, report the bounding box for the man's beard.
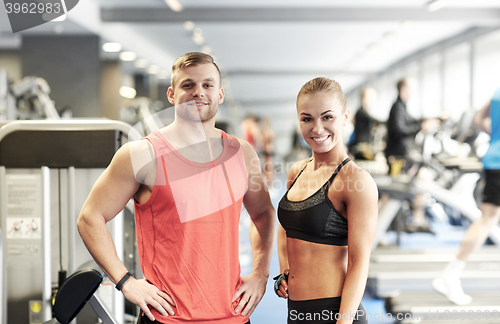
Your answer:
[177,101,217,123]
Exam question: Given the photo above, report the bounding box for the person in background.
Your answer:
[261,117,275,186]
[241,114,263,153]
[385,77,439,233]
[77,52,276,324]
[385,78,421,175]
[275,77,378,324]
[349,87,379,160]
[433,88,500,305]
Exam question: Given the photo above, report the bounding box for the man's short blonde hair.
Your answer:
[171,52,221,87]
[297,77,347,111]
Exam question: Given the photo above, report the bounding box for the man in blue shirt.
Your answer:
[433,88,500,305]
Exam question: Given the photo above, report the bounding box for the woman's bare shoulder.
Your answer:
[341,161,378,200]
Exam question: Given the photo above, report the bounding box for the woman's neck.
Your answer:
[311,149,348,171]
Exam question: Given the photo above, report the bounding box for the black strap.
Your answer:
[328,158,351,182]
[287,157,313,191]
[325,157,351,192]
[115,272,132,291]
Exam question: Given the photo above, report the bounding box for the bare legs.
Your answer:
[456,203,500,261]
[433,202,500,305]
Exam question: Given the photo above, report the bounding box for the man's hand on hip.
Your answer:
[232,272,268,317]
[121,278,176,321]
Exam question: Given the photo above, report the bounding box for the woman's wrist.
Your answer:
[272,271,289,295]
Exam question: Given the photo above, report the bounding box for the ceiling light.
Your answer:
[53,24,63,34]
[164,0,183,12]
[193,28,203,37]
[134,59,148,68]
[192,34,205,45]
[147,65,160,74]
[119,86,136,99]
[119,52,137,61]
[102,42,122,52]
[183,21,195,31]
[201,45,212,54]
[427,0,449,12]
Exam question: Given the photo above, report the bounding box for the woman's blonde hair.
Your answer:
[297,77,347,111]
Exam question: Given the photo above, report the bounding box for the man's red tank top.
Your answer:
[134,130,249,323]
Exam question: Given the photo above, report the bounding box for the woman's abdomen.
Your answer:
[286,238,348,300]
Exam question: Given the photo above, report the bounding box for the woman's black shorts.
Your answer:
[483,169,500,206]
[288,297,368,324]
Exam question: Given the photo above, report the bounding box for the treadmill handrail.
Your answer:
[0,119,139,142]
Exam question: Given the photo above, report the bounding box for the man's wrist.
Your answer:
[251,268,270,279]
[115,272,133,291]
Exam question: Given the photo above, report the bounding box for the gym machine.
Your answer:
[368,246,500,297]
[120,97,165,136]
[361,113,500,322]
[370,110,499,248]
[0,70,16,121]
[43,262,118,324]
[0,119,139,324]
[0,69,60,120]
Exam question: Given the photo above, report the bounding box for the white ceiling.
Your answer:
[98,0,500,8]
[1,0,500,125]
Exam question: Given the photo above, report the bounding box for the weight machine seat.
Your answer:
[52,269,103,324]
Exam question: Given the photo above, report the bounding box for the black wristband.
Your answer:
[273,272,288,296]
[115,272,132,291]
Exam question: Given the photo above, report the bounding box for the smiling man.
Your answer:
[77,52,276,324]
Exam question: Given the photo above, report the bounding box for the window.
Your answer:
[473,29,500,108]
[420,53,442,118]
[443,43,471,121]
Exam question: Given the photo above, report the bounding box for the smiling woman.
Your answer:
[275,77,378,324]
[296,78,348,156]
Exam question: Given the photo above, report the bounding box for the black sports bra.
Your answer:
[278,158,350,246]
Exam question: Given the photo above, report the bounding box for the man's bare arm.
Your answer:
[77,144,139,280]
[77,143,175,321]
[232,140,276,316]
[474,99,492,134]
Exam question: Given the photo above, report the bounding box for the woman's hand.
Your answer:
[274,269,290,299]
